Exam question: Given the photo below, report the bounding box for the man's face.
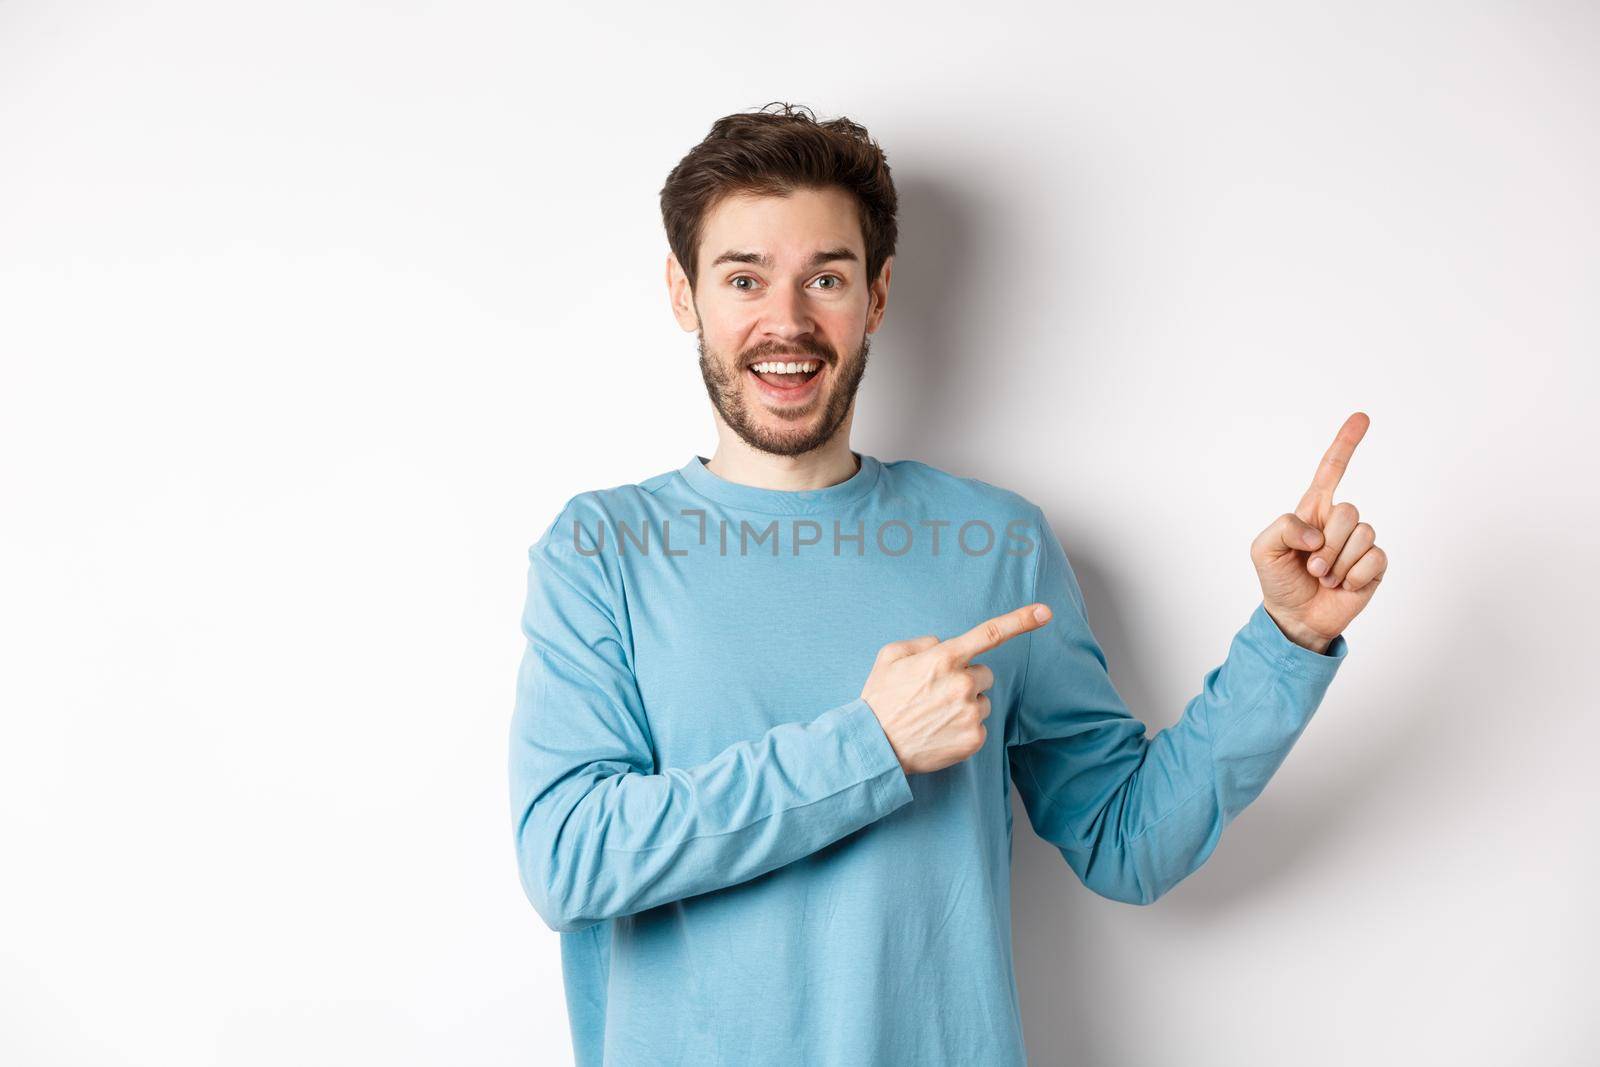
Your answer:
[673,186,890,458]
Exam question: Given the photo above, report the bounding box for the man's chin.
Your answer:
[749,396,824,423]
[735,407,837,456]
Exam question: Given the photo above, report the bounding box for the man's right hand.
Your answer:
[860,603,1053,776]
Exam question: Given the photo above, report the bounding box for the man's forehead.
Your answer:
[699,189,865,269]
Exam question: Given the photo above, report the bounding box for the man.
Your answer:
[508,103,1387,1066]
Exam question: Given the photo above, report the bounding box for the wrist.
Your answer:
[1263,603,1333,655]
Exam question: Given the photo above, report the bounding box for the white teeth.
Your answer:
[750,360,819,374]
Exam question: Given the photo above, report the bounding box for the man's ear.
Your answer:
[666,253,700,332]
[866,254,893,333]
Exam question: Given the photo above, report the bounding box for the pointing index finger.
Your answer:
[938,603,1053,664]
[1296,411,1370,521]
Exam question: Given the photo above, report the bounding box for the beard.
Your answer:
[696,328,871,458]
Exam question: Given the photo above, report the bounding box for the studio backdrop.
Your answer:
[2,2,1594,1064]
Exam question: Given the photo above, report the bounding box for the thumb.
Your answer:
[1254,511,1323,565]
[875,633,940,667]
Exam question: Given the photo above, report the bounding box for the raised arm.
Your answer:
[508,499,913,933]
[1006,505,1348,906]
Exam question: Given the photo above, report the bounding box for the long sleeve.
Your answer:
[508,497,915,934]
[1007,505,1348,906]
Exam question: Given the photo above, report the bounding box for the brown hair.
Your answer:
[659,101,899,296]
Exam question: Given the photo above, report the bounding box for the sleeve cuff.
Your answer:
[1246,601,1349,683]
[827,696,915,809]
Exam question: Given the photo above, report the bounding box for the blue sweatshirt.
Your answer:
[508,451,1347,1065]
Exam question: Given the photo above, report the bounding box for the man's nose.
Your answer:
[760,283,816,343]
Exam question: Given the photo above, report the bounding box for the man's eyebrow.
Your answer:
[708,247,860,270]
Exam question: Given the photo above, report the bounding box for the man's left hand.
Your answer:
[1249,411,1388,654]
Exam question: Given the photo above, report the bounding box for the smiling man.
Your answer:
[508,103,1387,1066]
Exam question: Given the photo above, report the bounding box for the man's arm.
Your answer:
[508,498,913,934]
[1006,505,1348,906]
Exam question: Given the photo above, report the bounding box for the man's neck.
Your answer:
[703,437,860,492]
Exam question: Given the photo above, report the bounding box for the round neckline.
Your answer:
[676,450,883,514]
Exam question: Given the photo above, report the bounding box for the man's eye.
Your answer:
[729,274,843,291]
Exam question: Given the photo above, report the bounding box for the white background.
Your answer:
[3,2,1595,1064]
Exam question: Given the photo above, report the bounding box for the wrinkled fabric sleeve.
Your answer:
[1007,505,1348,905]
[509,498,915,934]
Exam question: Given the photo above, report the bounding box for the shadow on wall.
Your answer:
[858,171,1076,475]
[1008,545,1472,1061]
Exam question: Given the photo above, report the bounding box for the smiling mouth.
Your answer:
[746,358,824,388]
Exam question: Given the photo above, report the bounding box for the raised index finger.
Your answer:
[937,603,1053,665]
[1296,411,1370,521]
